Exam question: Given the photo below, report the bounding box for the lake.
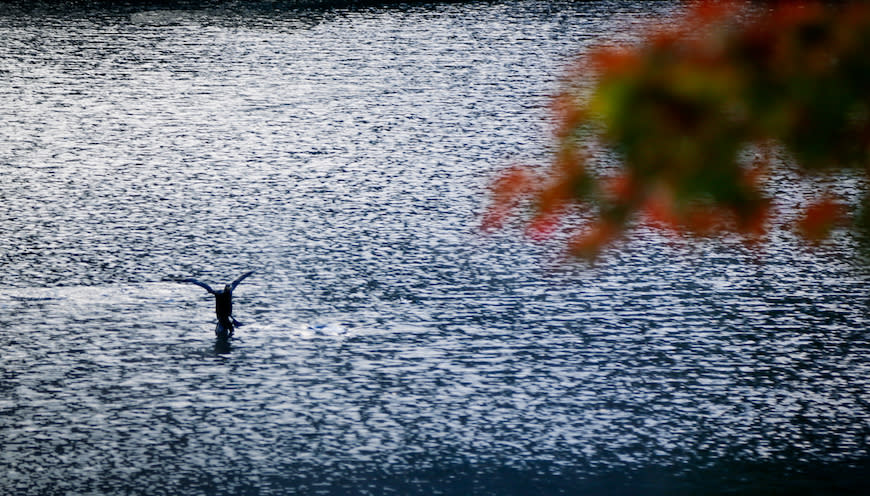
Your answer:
[1,1,868,494]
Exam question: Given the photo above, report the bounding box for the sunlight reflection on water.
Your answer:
[1,1,869,494]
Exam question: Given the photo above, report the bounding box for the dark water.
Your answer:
[2,1,869,494]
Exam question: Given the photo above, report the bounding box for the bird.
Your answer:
[183,271,254,339]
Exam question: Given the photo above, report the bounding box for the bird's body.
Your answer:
[215,288,233,327]
[184,271,254,339]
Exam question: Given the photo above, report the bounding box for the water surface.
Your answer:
[1,2,869,494]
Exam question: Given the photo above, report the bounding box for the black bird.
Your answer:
[184,271,254,338]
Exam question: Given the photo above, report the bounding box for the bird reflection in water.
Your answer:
[214,336,232,355]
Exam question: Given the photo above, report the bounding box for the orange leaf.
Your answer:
[796,197,847,241]
[525,213,561,241]
[603,173,636,203]
[489,166,536,201]
[642,187,679,230]
[568,222,618,259]
[590,47,640,76]
[481,166,539,232]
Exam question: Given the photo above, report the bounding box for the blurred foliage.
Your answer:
[484,1,870,258]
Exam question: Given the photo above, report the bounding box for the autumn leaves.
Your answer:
[485,1,870,257]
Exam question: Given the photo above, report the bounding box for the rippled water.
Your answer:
[2,1,869,494]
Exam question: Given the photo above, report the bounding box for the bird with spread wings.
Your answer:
[184,271,254,338]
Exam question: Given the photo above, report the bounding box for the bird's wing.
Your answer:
[230,270,255,291]
[184,278,216,294]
